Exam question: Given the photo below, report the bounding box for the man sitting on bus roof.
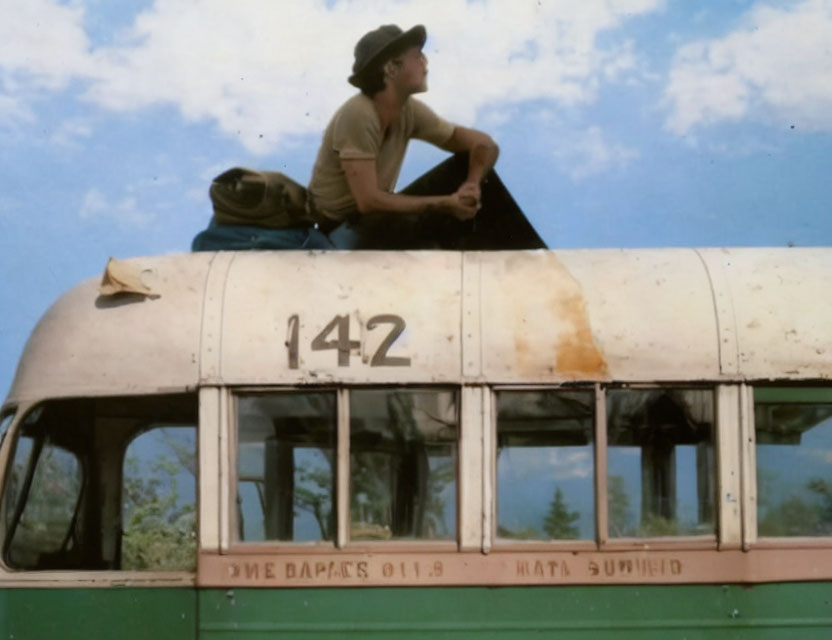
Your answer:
[308,24,499,249]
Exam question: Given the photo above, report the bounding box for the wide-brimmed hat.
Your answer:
[348,24,426,87]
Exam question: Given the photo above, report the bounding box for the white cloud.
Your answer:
[0,0,94,90]
[79,187,107,219]
[550,449,593,480]
[499,447,593,481]
[80,186,155,227]
[552,125,639,180]
[0,92,34,129]
[664,0,832,135]
[50,118,93,147]
[1,0,664,153]
[806,447,832,464]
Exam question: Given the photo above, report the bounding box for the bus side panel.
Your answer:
[0,588,196,640]
[199,584,832,639]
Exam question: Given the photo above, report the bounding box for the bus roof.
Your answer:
[6,248,832,403]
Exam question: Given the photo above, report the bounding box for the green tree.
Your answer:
[543,487,580,539]
[121,429,197,571]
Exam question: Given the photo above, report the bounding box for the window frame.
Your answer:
[490,383,599,551]
[200,382,832,588]
[226,385,462,553]
[0,396,197,587]
[746,383,832,549]
[0,407,15,447]
[490,383,724,552]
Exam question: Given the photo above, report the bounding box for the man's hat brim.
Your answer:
[348,24,426,87]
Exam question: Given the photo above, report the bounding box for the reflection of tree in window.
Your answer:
[755,388,832,537]
[496,390,594,541]
[350,389,457,541]
[543,487,580,539]
[607,389,715,537]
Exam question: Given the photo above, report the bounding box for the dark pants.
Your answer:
[333,153,545,251]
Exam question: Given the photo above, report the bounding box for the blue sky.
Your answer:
[1,0,831,398]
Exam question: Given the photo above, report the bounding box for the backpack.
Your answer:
[209,167,314,228]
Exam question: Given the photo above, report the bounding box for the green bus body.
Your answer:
[0,588,196,639]
[198,585,832,639]
[2,584,830,638]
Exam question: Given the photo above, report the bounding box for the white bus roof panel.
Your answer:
[5,248,831,403]
[217,251,463,384]
[8,253,212,402]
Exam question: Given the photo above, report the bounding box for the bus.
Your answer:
[0,247,830,638]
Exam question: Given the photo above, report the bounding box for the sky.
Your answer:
[1,0,831,399]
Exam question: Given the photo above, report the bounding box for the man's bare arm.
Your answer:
[441,126,500,201]
[341,158,478,219]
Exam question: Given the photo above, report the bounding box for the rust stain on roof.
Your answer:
[501,252,608,380]
[554,288,609,378]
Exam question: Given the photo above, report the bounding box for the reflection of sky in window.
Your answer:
[608,445,707,531]
[758,416,832,508]
[675,446,700,528]
[238,482,264,540]
[497,446,594,539]
[238,445,333,542]
[239,442,264,477]
[292,448,333,542]
[428,452,456,537]
[608,446,641,528]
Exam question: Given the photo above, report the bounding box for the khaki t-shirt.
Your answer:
[309,93,455,221]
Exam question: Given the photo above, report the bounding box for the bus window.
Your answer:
[755,387,832,537]
[121,426,196,570]
[0,409,14,443]
[1,394,197,571]
[496,390,594,541]
[350,389,458,541]
[237,392,337,542]
[3,409,82,569]
[606,388,715,538]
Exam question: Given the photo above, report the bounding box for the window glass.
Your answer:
[755,387,832,537]
[4,421,81,568]
[0,409,14,443]
[237,392,336,542]
[3,431,34,532]
[496,390,594,541]
[350,389,457,541]
[606,388,715,537]
[122,426,196,570]
[1,394,197,571]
